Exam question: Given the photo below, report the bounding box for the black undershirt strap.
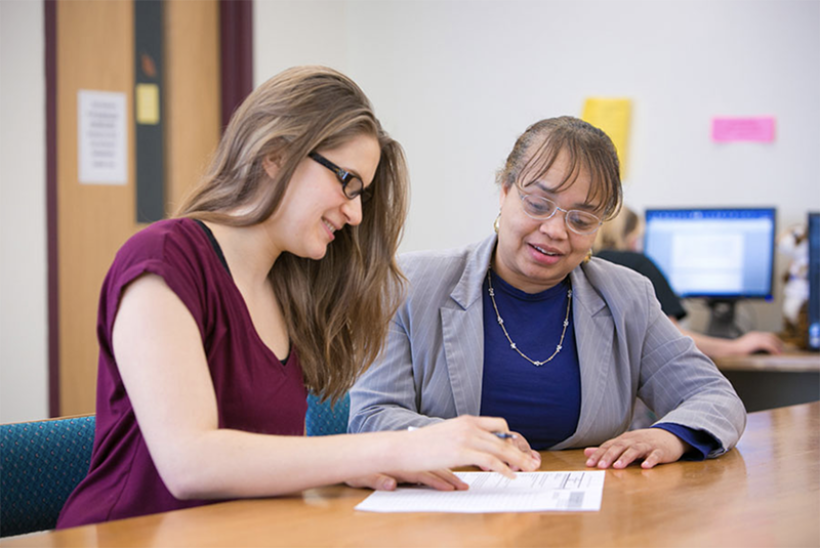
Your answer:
[193,219,232,278]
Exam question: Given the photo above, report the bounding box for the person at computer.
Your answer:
[593,207,785,358]
[57,67,539,529]
[349,116,746,470]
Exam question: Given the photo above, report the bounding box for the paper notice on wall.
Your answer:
[711,117,775,142]
[581,98,631,179]
[78,90,127,185]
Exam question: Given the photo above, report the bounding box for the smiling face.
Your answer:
[494,147,603,293]
[265,133,381,260]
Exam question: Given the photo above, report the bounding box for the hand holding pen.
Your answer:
[405,418,540,475]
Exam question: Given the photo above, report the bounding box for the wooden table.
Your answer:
[4,403,819,548]
[714,351,820,412]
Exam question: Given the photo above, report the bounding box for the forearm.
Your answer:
[156,429,407,500]
[639,313,745,454]
[156,415,540,499]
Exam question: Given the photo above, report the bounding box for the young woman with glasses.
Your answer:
[57,66,538,529]
[349,116,746,470]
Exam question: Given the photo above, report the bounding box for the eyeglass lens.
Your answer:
[520,194,600,234]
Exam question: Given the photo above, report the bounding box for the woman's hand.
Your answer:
[478,431,541,472]
[396,415,541,479]
[346,469,468,492]
[583,428,690,469]
[508,431,542,471]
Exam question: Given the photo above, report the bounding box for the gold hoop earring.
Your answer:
[493,212,501,233]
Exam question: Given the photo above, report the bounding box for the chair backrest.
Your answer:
[0,415,95,538]
[305,392,350,436]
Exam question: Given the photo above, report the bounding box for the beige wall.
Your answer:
[255,0,820,334]
[2,0,819,421]
[0,0,48,422]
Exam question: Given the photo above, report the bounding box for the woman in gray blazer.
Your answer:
[349,116,745,470]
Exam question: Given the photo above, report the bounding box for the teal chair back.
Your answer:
[0,415,95,537]
[306,392,350,436]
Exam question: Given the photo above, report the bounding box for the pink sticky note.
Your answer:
[711,117,775,142]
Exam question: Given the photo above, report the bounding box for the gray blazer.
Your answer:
[349,235,746,457]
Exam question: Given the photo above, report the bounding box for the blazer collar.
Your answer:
[449,233,497,310]
[442,234,495,417]
[570,261,609,317]
[554,260,615,448]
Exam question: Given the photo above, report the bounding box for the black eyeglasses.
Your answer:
[308,152,372,203]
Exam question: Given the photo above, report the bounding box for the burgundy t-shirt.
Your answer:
[57,218,307,528]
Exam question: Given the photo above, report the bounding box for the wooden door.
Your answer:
[55,0,220,416]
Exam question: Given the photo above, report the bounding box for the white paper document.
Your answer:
[355,471,605,513]
[78,90,127,185]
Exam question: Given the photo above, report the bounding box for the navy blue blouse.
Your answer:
[480,272,581,450]
[480,270,717,458]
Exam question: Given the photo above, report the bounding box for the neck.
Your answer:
[202,220,281,291]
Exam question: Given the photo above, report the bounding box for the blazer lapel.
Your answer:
[552,265,614,448]
[441,235,496,417]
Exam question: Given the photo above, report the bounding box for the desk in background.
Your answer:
[714,351,820,412]
[4,402,818,548]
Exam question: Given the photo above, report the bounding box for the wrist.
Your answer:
[370,430,411,474]
[656,428,690,457]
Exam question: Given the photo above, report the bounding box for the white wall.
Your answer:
[256,0,820,332]
[0,0,48,422]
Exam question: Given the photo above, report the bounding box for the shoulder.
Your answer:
[111,218,212,276]
[399,239,482,280]
[397,235,494,308]
[105,217,215,300]
[118,218,202,259]
[99,218,214,339]
[573,259,663,338]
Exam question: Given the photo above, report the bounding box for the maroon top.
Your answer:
[57,218,307,528]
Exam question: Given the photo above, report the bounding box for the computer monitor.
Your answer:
[808,212,820,351]
[643,207,777,338]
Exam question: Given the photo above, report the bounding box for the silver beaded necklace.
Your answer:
[486,269,572,367]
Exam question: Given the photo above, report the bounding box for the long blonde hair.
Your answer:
[593,206,641,252]
[176,66,409,403]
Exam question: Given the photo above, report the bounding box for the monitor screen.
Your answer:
[808,212,820,350]
[643,208,776,299]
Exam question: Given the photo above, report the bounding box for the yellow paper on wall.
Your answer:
[136,83,160,125]
[581,98,631,179]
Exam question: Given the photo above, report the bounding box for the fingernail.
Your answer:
[381,478,396,490]
[586,458,595,466]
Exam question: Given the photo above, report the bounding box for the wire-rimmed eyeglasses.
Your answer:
[518,190,602,235]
